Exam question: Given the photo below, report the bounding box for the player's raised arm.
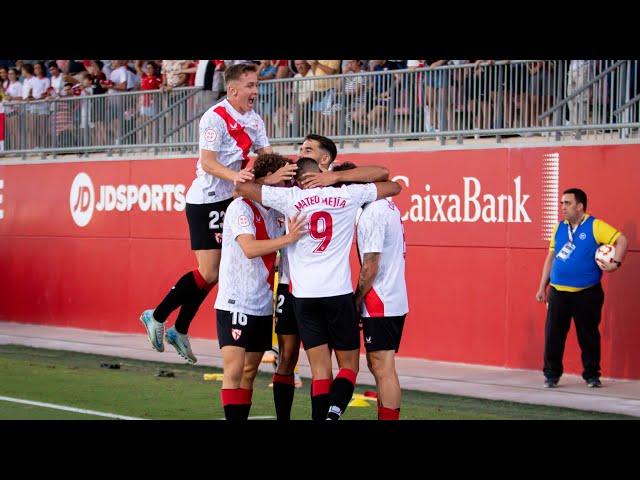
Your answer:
[300,164,389,188]
[201,150,254,184]
[373,180,402,199]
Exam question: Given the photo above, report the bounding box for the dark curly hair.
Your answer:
[253,153,288,179]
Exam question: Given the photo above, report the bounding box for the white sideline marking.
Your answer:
[0,395,145,420]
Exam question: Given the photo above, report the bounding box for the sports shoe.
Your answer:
[586,378,602,388]
[140,309,164,352]
[165,326,197,364]
[543,378,559,388]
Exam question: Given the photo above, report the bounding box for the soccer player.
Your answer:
[140,63,285,364]
[338,162,409,421]
[271,135,390,420]
[235,158,402,420]
[216,153,306,421]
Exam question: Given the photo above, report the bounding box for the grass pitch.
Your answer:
[0,344,632,420]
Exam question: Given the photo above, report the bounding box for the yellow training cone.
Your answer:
[203,373,224,381]
[348,394,374,408]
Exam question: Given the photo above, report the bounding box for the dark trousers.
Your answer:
[543,283,604,380]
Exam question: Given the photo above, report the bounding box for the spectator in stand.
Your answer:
[56,60,86,83]
[15,60,25,81]
[338,60,368,134]
[525,61,554,133]
[292,60,315,137]
[102,60,129,143]
[423,60,450,133]
[3,68,23,149]
[366,60,402,135]
[52,83,77,148]
[0,66,8,97]
[161,60,191,92]
[308,60,340,135]
[48,61,67,96]
[567,60,594,126]
[85,61,108,145]
[257,60,278,135]
[272,60,291,137]
[190,60,226,104]
[25,62,51,147]
[135,60,162,143]
[125,61,141,91]
[3,68,22,101]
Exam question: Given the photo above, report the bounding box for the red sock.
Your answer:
[221,388,247,421]
[378,406,400,420]
[311,378,332,421]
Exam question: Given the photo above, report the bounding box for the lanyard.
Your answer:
[567,216,587,244]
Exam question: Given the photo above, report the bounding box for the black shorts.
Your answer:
[275,283,298,335]
[186,199,233,250]
[362,315,406,353]
[292,293,360,351]
[216,309,273,352]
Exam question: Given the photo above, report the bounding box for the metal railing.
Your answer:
[2,60,640,157]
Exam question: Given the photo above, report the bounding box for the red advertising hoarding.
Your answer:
[1,144,638,378]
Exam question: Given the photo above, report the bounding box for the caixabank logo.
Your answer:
[390,151,561,242]
[69,172,186,227]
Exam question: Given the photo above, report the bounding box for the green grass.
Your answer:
[0,344,633,420]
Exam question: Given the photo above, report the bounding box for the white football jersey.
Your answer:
[262,183,377,298]
[186,98,270,204]
[356,199,409,317]
[214,197,285,316]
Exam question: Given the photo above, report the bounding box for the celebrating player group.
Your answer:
[139,62,408,421]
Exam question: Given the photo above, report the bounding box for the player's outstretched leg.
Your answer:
[165,326,198,364]
[139,309,165,352]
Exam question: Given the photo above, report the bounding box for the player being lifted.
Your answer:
[139,63,293,364]
[215,153,304,421]
[236,157,401,420]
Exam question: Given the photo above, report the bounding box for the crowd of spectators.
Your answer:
[1,60,636,150]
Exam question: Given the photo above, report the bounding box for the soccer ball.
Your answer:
[595,244,616,265]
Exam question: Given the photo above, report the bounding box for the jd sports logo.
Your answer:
[69,172,186,227]
[70,172,95,227]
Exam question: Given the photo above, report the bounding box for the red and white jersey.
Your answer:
[356,199,409,317]
[186,98,270,204]
[262,183,377,298]
[214,198,285,316]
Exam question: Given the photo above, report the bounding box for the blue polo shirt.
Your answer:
[549,214,621,291]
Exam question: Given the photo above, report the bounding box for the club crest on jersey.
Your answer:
[204,128,218,143]
[214,232,223,244]
[232,329,242,340]
[238,215,250,227]
[277,217,285,227]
